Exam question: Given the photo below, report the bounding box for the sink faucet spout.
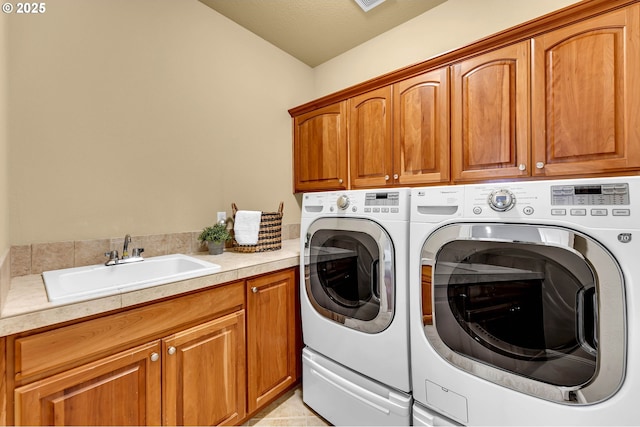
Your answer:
[123,234,132,258]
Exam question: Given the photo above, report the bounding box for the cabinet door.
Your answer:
[246,269,297,413]
[163,311,246,426]
[14,341,161,426]
[532,4,640,177]
[393,67,450,185]
[451,41,530,182]
[349,86,393,188]
[293,101,348,192]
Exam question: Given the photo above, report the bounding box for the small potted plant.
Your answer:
[198,223,232,255]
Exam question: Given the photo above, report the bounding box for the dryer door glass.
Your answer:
[305,218,395,333]
[421,223,625,404]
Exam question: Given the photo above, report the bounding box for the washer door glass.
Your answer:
[305,218,395,333]
[420,223,625,404]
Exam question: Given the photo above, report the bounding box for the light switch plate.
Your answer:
[217,211,226,223]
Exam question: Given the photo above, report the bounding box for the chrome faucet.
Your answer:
[122,234,132,258]
[104,234,144,266]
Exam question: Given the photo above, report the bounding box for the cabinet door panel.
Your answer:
[394,68,450,185]
[294,102,348,192]
[532,4,640,176]
[163,311,246,426]
[247,269,296,413]
[14,341,161,426]
[452,41,530,182]
[350,87,393,188]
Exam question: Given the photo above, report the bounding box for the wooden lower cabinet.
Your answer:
[246,269,297,414]
[14,340,162,426]
[13,312,247,427]
[8,269,300,426]
[163,311,246,426]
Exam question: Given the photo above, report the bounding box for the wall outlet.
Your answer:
[217,211,227,223]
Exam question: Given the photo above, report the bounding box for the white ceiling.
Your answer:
[198,0,447,67]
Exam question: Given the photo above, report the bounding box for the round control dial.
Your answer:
[488,189,516,212]
[336,195,350,210]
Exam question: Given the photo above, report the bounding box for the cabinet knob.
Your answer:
[251,286,258,293]
[384,175,390,181]
[518,164,526,171]
[167,346,177,355]
[393,174,399,180]
[150,352,160,362]
[338,178,343,184]
[536,162,545,169]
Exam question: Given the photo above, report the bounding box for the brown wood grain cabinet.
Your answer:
[7,268,300,426]
[349,72,450,189]
[246,268,297,414]
[14,340,163,426]
[393,68,451,186]
[290,1,640,191]
[451,41,531,182]
[349,87,393,188]
[293,101,348,192]
[531,3,640,177]
[163,311,246,426]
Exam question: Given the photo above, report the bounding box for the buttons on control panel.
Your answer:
[551,182,630,206]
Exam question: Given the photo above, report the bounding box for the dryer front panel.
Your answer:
[420,223,625,405]
[304,217,395,333]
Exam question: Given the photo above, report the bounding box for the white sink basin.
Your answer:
[42,254,221,303]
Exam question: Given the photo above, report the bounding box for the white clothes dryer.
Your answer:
[409,176,640,425]
[301,189,412,426]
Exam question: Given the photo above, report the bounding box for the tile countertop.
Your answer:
[0,239,301,337]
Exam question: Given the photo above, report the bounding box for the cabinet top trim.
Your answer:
[288,0,637,117]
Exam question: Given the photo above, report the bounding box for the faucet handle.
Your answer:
[105,250,118,259]
[104,250,119,266]
[132,248,144,257]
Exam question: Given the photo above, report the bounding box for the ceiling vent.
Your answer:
[354,0,386,12]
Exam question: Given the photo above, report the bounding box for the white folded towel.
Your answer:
[234,210,261,245]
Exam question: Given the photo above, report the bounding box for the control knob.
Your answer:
[488,189,515,212]
[336,195,350,210]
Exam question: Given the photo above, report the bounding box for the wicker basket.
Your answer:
[231,202,283,253]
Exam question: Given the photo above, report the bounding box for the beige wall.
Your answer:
[7,0,313,245]
[6,0,583,247]
[313,0,581,97]
[0,10,8,254]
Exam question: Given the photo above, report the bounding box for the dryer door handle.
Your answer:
[371,259,380,301]
[577,287,598,357]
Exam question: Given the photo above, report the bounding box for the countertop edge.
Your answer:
[0,239,301,336]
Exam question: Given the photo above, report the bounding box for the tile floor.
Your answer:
[243,386,331,426]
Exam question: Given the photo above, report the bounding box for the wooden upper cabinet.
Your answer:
[349,86,393,188]
[293,101,348,192]
[451,41,531,182]
[393,67,450,185]
[532,3,640,177]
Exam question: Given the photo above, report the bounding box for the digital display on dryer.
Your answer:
[365,192,400,206]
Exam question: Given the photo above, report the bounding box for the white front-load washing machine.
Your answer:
[409,176,640,425]
[300,188,412,426]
